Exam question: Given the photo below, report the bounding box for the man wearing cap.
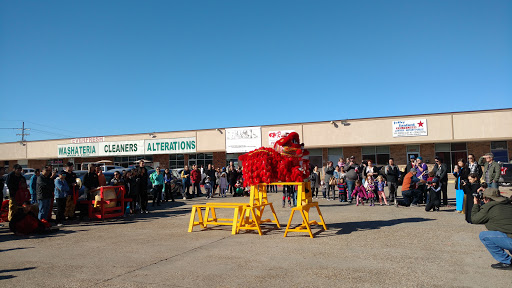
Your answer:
[432,156,449,206]
[344,156,360,203]
[405,155,416,175]
[471,188,512,270]
[478,153,501,189]
[396,168,424,207]
[37,166,54,221]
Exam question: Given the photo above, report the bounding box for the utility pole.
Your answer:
[16,121,30,144]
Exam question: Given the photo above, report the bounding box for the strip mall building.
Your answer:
[1,109,511,173]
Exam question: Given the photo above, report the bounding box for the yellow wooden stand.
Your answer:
[188,203,248,235]
[236,184,280,235]
[282,182,327,238]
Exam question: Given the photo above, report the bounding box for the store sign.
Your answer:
[58,143,99,158]
[58,137,197,158]
[268,130,295,147]
[392,119,428,137]
[71,137,105,144]
[226,127,262,153]
[99,140,144,156]
[145,137,196,154]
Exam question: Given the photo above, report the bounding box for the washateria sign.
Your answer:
[225,127,261,153]
[58,137,196,158]
[392,119,428,137]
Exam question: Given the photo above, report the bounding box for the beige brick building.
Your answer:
[1,109,511,173]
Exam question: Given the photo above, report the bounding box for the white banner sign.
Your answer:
[71,137,105,144]
[268,130,295,147]
[225,127,261,153]
[144,137,196,154]
[392,119,428,137]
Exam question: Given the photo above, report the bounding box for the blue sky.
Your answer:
[1,0,511,142]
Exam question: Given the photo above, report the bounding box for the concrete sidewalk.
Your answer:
[0,186,511,287]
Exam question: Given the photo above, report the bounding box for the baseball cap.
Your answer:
[409,155,416,159]
[350,156,355,159]
[416,156,423,161]
[483,188,507,202]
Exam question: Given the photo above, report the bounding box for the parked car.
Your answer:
[499,162,512,186]
[23,168,36,174]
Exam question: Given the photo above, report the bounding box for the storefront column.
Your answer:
[153,154,170,169]
[213,151,226,168]
[467,141,491,159]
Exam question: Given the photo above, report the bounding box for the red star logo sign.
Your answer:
[418,121,424,127]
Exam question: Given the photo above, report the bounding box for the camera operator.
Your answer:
[471,188,512,270]
[461,173,481,223]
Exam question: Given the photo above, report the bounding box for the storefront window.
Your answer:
[362,146,389,165]
[308,149,323,170]
[328,148,343,165]
[491,141,508,163]
[188,153,213,168]
[114,155,153,168]
[435,143,467,172]
[169,154,185,169]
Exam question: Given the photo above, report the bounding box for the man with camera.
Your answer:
[471,188,512,270]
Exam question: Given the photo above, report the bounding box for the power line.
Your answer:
[16,122,30,142]
[24,120,87,136]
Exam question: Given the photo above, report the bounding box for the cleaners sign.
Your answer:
[392,119,428,137]
[58,137,196,158]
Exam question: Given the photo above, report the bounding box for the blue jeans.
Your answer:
[479,231,512,264]
[399,189,420,206]
[38,198,51,221]
[488,182,499,189]
[346,180,355,201]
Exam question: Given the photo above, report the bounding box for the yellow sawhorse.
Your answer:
[236,184,280,235]
[281,182,327,238]
[188,203,248,235]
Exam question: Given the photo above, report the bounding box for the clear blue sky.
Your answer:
[1,0,511,143]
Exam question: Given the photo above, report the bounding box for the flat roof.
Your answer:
[3,107,511,144]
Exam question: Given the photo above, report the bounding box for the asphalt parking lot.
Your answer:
[1,185,511,288]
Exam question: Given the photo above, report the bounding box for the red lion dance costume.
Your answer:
[238,132,310,187]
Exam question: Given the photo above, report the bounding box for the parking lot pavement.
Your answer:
[1,186,511,288]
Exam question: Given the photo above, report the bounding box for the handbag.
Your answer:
[329,177,336,186]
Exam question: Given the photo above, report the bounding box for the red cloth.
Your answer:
[190,169,201,183]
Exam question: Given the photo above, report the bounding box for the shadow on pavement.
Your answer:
[0,247,35,253]
[329,217,435,235]
[0,266,36,280]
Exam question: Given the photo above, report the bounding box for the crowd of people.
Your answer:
[1,153,511,270]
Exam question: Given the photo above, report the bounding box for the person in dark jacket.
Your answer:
[432,156,449,206]
[63,162,77,219]
[205,164,217,196]
[37,166,54,221]
[83,164,99,199]
[385,158,400,202]
[461,173,481,223]
[467,154,482,180]
[6,164,25,221]
[471,188,512,270]
[344,156,360,203]
[227,166,238,195]
[136,160,149,214]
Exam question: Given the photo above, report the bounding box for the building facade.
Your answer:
[1,109,511,172]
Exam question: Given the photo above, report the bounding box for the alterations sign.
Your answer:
[145,137,196,155]
[392,119,428,137]
[225,127,261,153]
